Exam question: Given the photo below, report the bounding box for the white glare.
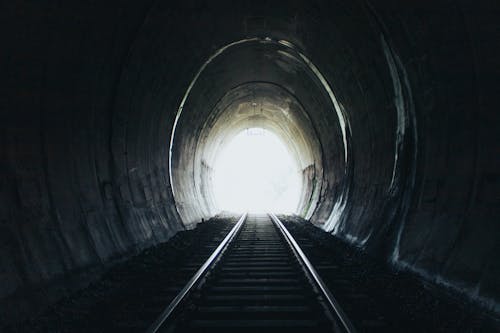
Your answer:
[213,128,302,213]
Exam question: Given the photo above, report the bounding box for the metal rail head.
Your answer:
[269,213,356,333]
[147,213,247,333]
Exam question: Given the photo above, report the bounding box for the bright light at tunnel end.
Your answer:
[213,128,302,214]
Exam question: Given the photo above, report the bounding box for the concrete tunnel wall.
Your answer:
[171,81,325,225]
[1,0,499,321]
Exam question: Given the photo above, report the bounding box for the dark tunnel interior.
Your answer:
[1,0,499,327]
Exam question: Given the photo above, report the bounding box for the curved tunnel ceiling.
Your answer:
[169,38,346,226]
[2,0,499,320]
[191,82,323,218]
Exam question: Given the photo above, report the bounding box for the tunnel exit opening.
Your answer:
[169,39,335,226]
[212,127,302,213]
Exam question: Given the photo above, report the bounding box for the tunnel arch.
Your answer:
[171,81,324,225]
[168,37,352,229]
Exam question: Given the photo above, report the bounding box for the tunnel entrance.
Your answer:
[168,38,346,228]
[212,127,302,213]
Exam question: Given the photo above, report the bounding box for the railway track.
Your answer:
[148,213,354,332]
[13,213,492,332]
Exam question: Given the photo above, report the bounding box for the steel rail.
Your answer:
[147,213,248,333]
[269,213,356,333]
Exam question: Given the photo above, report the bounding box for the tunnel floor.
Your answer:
[6,215,498,332]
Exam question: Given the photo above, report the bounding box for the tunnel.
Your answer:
[2,0,499,329]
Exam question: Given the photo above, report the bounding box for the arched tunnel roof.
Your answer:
[169,38,342,226]
[1,0,499,322]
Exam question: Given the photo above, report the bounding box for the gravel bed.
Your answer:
[280,214,499,332]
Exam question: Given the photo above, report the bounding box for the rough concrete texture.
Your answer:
[1,0,499,322]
